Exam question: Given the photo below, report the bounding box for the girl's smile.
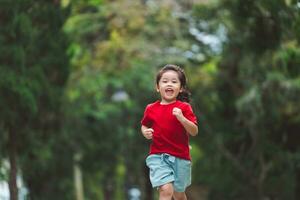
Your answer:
[165,88,174,96]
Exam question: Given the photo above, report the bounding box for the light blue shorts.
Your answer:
[145,153,191,192]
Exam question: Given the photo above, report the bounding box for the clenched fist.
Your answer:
[142,128,154,140]
[172,107,185,122]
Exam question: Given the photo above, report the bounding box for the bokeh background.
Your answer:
[1,0,300,199]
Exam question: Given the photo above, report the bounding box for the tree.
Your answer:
[191,0,300,199]
[0,0,70,199]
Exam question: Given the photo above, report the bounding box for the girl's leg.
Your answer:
[173,191,187,200]
[159,183,174,200]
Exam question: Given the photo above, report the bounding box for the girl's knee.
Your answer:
[159,183,174,198]
[173,191,187,200]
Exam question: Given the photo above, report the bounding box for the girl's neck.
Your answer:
[160,99,177,105]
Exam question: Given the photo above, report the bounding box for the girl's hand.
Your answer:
[142,128,154,140]
[173,107,198,136]
[172,107,185,122]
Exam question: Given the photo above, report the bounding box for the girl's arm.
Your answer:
[173,107,198,136]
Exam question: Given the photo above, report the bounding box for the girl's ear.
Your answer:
[156,85,159,92]
[180,87,183,93]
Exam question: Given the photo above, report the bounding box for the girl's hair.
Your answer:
[156,64,191,102]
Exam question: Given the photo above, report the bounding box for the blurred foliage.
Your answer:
[0,0,71,199]
[190,0,300,199]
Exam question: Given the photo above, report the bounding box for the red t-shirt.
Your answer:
[141,100,198,160]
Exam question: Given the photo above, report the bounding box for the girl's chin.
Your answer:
[162,98,176,103]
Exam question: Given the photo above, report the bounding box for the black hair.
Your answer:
[156,64,191,102]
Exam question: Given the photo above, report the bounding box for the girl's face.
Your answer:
[156,70,182,104]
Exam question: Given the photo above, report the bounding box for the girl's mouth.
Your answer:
[165,88,174,96]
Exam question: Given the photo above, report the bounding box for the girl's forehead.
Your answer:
[161,70,179,79]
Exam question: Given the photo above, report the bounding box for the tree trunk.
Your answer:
[104,181,113,200]
[8,128,18,200]
[296,168,300,199]
[144,164,153,200]
[74,163,84,200]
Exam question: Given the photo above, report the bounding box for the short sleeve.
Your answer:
[141,105,152,127]
[183,103,198,125]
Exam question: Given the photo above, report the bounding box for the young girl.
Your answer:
[141,64,198,200]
